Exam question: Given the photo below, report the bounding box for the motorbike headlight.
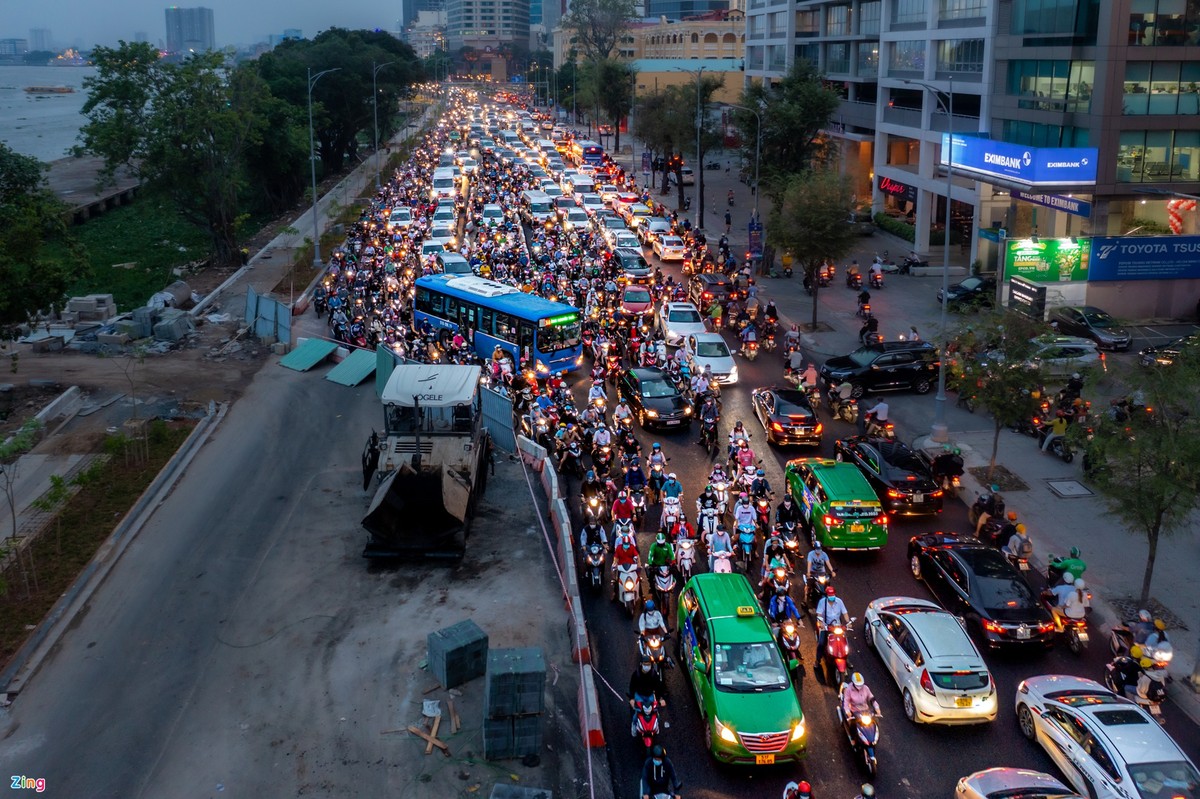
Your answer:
[715,719,737,743]
[858,713,874,726]
[790,720,805,741]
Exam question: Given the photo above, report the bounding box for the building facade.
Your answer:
[405,10,448,58]
[164,6,215,55]
[640,9,745,60]
[647,0,732,23]
[446,0,531,62]
[28,28,51,52]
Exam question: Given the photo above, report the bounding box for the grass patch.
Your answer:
[0,420,194,670]
[50,198,211,311]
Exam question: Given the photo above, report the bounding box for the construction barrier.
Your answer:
[516,435,546,468]
[578,664,606,747]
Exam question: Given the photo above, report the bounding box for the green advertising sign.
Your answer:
[1003,238,1090,283]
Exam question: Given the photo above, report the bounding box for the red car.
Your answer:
[621,284,654,316]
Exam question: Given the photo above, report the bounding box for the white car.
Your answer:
[579,194,606,216]
[654,235,687,261]
[956,768,1083,799]
[657,302,706,347]
[683,333,737,384]
[600,219,631,248]
[639,217,672,246]
[864,597,997,724]
[420,239,449,257]
[599,184,621,204]
[563,208,590,231]
[432,207,457,227]
[611,230,640,250]
[459,157,478,175]
[1015,674,1200,799]
[481,204,505,228]
[387,207,412,231]
[983,336,1101,378]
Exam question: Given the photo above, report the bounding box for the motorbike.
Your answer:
[846,272,863,290]
[864,415,896,440]
[968,491,1004,529]
[615,563,641,616]
[560,443,586,478]
[805,572,830,614]
[902,253,929,271]
[631,488,648,526]
[836,684,881,778]
[869,272,884,289]
[638,630,669,674]
[1103,658,1167,722]
[631,696,661,752]
[584,543,605,591]
[711,547,734,574]
[699,419,720,458]
[857,301,872,319]
[741,340,760,361]
[829,394,859,424]
[755,497,773,534]
[648,463,667,502]
[653,565,677,614]
[821,617,856,689]
[711,480,730,517]
[676,537,698,580]
[583,493,607,526]
[1041,594,1091,655]
[736,523,757,571]
[778,521,801,556]
[1037,424,1074,462]
[778,620,804,678]
[698,507,721,541]
[593,444,615,475]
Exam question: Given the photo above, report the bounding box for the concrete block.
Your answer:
[485,648,545,718]
[516,435,547,466]
[115,320,148,339]
[490,784,553,799]
[568,598,590,664]
[97,332,130,346]
[86,293,115,308]
[483,717,515,760]
[577,664,605,748]
[427,619,488,689]
[68,298,98,313]
[30,336,65,353]
[34,385,82,424]
[270,342,288,355]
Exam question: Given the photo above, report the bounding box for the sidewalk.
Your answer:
[610,139,1200,721]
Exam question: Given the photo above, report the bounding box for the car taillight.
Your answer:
[874,514,889,525]
[1038,621,1057,633]
[982,619,1005,634]
[930,490,944,498]
[771,422,784,432]
[814,423,823,434]
[823,515,843,528]
[886,489,904,499]
[919,669,936,696]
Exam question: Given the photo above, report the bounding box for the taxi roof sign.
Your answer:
[736,605,757,617]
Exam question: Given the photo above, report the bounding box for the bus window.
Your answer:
[519,322,535,354]
[460,301,477,329]
[431,292,445,314]
[416,288,432,315]
[445,300,458,323]
[496,313,516,342]
[480,308,494,335]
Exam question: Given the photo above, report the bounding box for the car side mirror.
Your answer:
[871,619,881,628]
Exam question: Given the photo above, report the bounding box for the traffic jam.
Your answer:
[315,87,1199,799]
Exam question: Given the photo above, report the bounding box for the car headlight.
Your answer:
[667,329,678,339]
[684,406,693,415]
[646,409,659,418]
[716,719,737,743]
[729,365,739,379]
[791,720,806,742]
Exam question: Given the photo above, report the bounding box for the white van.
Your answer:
[520,190,556,226]
[568,174,595,195]
[431,167,459,201]
[538,139,558,158]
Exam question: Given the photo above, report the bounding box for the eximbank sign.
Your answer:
[940,135,1098,187]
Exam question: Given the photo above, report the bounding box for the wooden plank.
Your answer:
[407,725,449,752]
[425,714,442,755]
[448,699,461,734]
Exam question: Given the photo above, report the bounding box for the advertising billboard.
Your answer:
[1003,238,1090,283]
[1014,190,1093,218]
[1088,235,1200,281]
[877,175,917,203]
[941,135,1098,187]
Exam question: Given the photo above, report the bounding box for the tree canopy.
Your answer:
[733,61,841,200]
[562,0,639,61]
[0,144,87,339]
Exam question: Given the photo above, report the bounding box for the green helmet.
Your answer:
[1070,546,1081,558]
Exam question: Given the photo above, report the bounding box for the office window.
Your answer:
[1013,0,1099,36]
[1129,0,1200,45]
[859,1,881,33]
[1001,119,1089,148]
[939,0,986,20]
[1115,129,1194,181]
[1123,61,1200,113]
[795,42,818,66]
[827,5,850,35]
[857,42,880,73]
[936,39,984,72]
[893,0,927,24]
[827,42,850,72]
[889,40,925,72]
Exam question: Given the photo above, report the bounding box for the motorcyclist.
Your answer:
[776,494,802,528]
[638,599,670,638]
[842,672,882,727]
[806,540,835,580]
[829,379,854,412]
[766,585,801,627]
[592,423,613,451]
[579,520,609,551]
[732,492,757,529]
[739,321,759,354]
[625,458,648,495]
[783,324,801,352]
[661,472,684,501]
[815,584,850,652]
[707,524,733,571]
[727,420,749,451]
[581,469,606,503]
[854,785,876,799]
[750,468,773,499]
[611,533,640,599]
[1130,610,1156,646]
[696,484,721,515]
[709,461,730,489]
[646,532,676,571]
[734,439,757,472]
[782,781,813,799]
[620,429,642,462]
[1107,646,1145,699]
[639,744,682,799]
[1048,546,1087,585]
[587,378,607,406]
[1048,576,1090,622]
[613,398,634,427]
[865,398,889,433]
[930,445,965,490]
[992,510,1019,548]
[699,395,720,424]
[628,655,668,712]
[1005,524,1033,561]
[646,443,668,496]
[612,489,635,524]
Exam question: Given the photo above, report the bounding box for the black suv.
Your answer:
[819,341,938,397]
[688,273,736,310]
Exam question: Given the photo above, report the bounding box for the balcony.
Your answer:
[929,110,980,133]
[881,105,922,127]
[838,100,878,129]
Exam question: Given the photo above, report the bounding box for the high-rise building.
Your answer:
[134,31,149,43]
[28,28,51,52]
[446,0,529,58]
[403,0,446,30]
[646,0,727,23]
[0,39,29,57]
[165,6,216,54]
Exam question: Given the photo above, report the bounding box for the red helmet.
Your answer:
[825,585,836,596]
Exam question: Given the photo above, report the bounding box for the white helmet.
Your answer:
[851,672,865,687]
[1073,578,1086,589]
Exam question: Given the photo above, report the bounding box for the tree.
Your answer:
[77,41,162,183]
[562,0,639,61]
[1087,358,1200,606]
[733,61,841,200]
[766,170,858,328]
[589,59,637,151]
[0,143,87,341]
[949,311,1049,480]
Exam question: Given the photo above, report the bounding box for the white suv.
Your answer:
[656,301,706,347]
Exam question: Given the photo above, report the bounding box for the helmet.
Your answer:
[704,484,714,493]
[861,785,875,798]
[1154,618,1166,631]
[1131,645,1144,659]
[1140,657,1154,669]
[1139,609,1152,622]
[668,472,677,480]
[586,469,595,479]
[1072,372,1081,379]
[851,672,865,687]
[1007,511,1018,521]
[1070,546,1081,558]
[783,494,792,503]
[618,490,628,499]
[1062,573,1075,584]
[813,540,821,549]
[652,442,662,450]
[651,744,665,758]
[1073,398,1083,407]
[645,599,655,610]
[756,469,765,476]
[825,585,836,596]
[656,533,666,545]
[798,782,812,795]
[739,492,748,499]
[1074,578,1086,589]
[1016,524,1027,534]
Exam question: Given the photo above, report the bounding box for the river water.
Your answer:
[0,65,95,163]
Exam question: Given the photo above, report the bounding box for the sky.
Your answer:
[6,0,404,50]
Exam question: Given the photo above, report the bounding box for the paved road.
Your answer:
[568,247,1200,799]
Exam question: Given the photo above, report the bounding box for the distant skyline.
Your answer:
[5,1,402,50]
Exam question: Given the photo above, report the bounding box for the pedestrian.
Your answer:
[909,326,920,341]
[725,210,732,234]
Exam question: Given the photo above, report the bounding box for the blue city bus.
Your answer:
[414,274,584,374]
[570,140,606,166]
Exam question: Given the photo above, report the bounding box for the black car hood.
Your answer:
[822,355,856,373]
[642,394,687,414]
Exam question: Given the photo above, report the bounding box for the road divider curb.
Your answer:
[578,664,606,747]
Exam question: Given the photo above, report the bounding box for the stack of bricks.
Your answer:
[482,648,546,760]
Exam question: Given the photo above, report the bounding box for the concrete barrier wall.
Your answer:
[33,385,82,426]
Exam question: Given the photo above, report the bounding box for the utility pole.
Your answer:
[307,67,341,271]
[372,60,396,190]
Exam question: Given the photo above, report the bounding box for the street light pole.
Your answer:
[308,67,341,270]
[695,65,705,230]
[725,103,761,221]
[904,76,954,443]
[372,60,396,190]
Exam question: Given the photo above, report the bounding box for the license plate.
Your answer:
[755,754,775,765]
[955,696,973,708]
[850,524,865,532]
[1016,625,1031,639]
[665,420,680,426]
[913,493,924,503]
